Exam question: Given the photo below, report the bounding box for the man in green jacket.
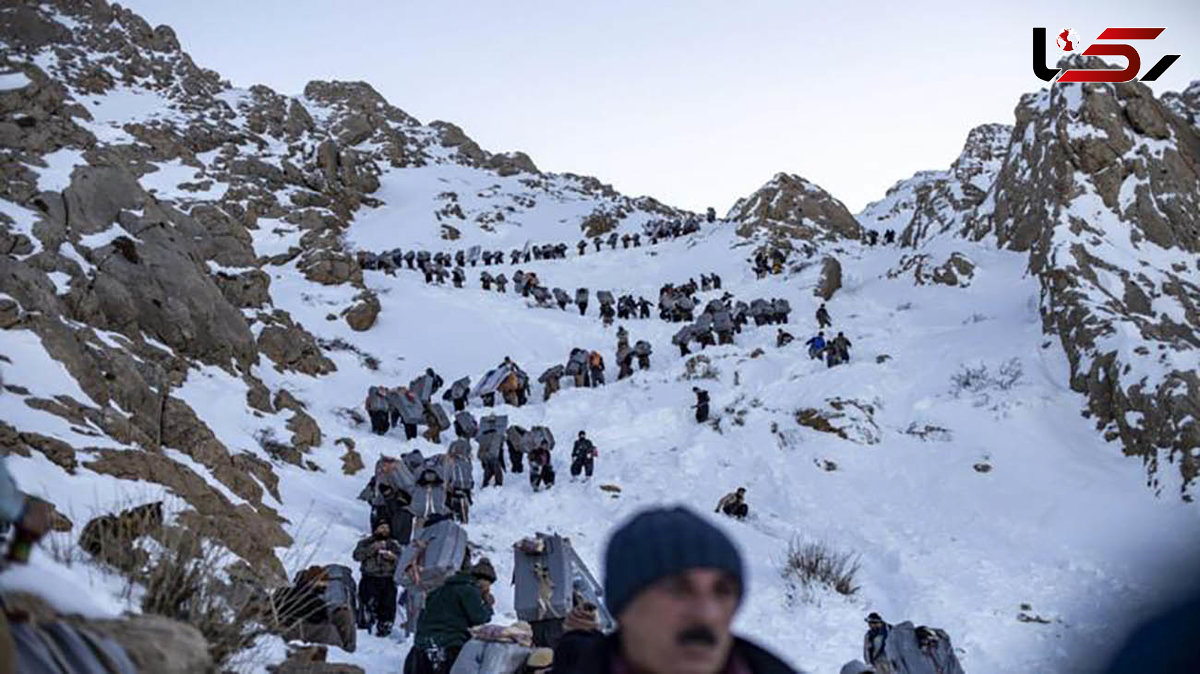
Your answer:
[403,559,496,674]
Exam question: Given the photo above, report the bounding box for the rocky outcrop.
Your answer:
[287,409,323,452]
[886,252,976,288]
[79,501,163,571]
[814,256,842,300]
[257,310,337,375]
[83,613,213,674]
[967,58,1200,495]
[343,290,380,331]
[728,173,862,245]
[84,447,290,581]
[299,248,362,286]
[580,210,618,238]
[1162,80,1200,130]
[795,398,881,445]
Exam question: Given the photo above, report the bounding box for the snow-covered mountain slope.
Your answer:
[0,0,688,587]
[847,63,1200,498]
[20,210,1200,673]
[857,124,1011,247]
[2,4,1200,674]
[234,218,1200,674]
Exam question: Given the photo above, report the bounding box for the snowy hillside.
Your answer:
[2,3,1200,674]
[232,216,1200,673]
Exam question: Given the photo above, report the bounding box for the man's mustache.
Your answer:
[676,625,717,647]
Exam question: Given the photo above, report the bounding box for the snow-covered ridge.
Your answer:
[857,123,1011,248]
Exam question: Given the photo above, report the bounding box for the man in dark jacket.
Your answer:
[831,332,852,363]
[353,523,403,636]
[404,564,495,674]
[863,612,890,673]
[815,303,832,329]
[571,431,598,481]
[369,482,414,544]
[529,447,555,491]
[637,297,652,319]
[576,288,589,316]
[693,387,710,423]
[553,602,605,672]
[553,506,797,673]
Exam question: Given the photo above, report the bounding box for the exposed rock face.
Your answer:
[1162,81,1200,130]
[581,210,618,238]
[287,409,323,452]
[257,311,337,375]
[858,123,1012,247]
[79,501,163,570]
[343,290,380,331]
[299,248,362,286]
[0,295,19,327]
[728,173,862,245]
[887,252,976,288]
[0,0,695,621]
[84,613,214,674]
[966,60,1200,495]
[795,398,881,445]
[814,256,843,300]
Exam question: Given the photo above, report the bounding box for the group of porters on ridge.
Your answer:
[356,214,712,280]
[258,503,968,674]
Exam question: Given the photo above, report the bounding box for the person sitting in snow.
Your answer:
[776,329,795,348]
[715,487,749,520]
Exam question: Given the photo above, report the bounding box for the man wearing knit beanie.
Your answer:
[554,505,796,673]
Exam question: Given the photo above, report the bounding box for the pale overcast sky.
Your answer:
[121,0,1198,214]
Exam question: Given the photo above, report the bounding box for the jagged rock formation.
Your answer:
[964,66,1200,495]
[847,55,1200,496]
[727,172,862,248]
[886,252,976,288]
[1163,81,1200,130]
[858,123,1011,247]
[814,256,843,300]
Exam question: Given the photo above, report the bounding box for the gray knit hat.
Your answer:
[603,506,744,618]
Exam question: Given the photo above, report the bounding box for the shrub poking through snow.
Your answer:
[782,538,861,603]
[949,357,1024,397]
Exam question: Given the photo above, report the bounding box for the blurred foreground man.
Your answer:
[555,506,797,673]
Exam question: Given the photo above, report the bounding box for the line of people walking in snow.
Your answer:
[332,230,889,671]
[356,213,717,281]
